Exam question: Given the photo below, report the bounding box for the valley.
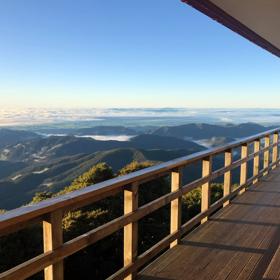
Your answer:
[0,122,273,209]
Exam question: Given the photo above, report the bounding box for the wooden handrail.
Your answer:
[108,161,279,280]
[0,128,280,280]
[0,128,279,233]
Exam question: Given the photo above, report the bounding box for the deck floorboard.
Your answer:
[139,170,280,280]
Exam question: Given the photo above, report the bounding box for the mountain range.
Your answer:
[0,122,274,210]
[152,123,274,139]
[0,134,202,162]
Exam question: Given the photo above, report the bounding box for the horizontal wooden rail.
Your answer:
[0,128,280,280]
[1,128,279,234]
[108,160,279,280]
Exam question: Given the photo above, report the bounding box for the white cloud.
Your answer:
[0,107,280,127]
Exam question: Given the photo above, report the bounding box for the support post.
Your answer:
[223,149,232,207]
[239,143,248,194]
[170,167,183,248]
[253,139,260,184]
[124,182,139,280]
[264,135,270,176]
[43,211,64,280]
[272,132,279,169]
[201,156,212,224]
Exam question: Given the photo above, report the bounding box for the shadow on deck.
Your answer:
[139,170,280,280]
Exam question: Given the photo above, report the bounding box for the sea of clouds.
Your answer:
[0,108,280,128]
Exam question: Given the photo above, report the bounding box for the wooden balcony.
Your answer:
[139,169,280,280]
[0,128,280,280]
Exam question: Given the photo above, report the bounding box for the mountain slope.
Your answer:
[0,134,204,162]
[0,161,28,180]
[152,123,272,140]
[130,134,202,151]
[0,129,40,149]
[75,126,137,135]
[0,147,200,210]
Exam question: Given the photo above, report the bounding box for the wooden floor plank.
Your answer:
[235,190,280,280]
[264,246,280,279]
[139,170,280,280]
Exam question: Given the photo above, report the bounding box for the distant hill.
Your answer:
[0,130,206,210]
[0,161,28,180]
[0,134,204,162]
[75,126,137,135]
[195,137,235,148]
[130,134,202,151]
[34,125,154,136]
[152,123,273,140]
[0,147,201,210]
[0,123,271,210]
[0,129,40,149]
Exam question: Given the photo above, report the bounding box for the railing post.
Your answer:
[223,149,232,207]
[201,156,212,224]
[43,210,64,280]
[239,143,248,194]
[124,182,139,280]
[272,132,279,169]
[170,167,183,248]
[253,139,260,184]
[264,135,270,176]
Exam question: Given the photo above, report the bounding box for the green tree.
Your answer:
[31,191,53,204]
[119,161,167,204]
[58,162,114,195]
[118,161,154,176]
[0,160,226,280]
[0,163,117,280]
[182,183,224,220]
[57,162,120,279]
[119,161,170,254]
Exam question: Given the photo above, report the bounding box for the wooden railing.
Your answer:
[0,128,280,280]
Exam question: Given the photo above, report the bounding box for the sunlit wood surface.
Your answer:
[139,170,280,280]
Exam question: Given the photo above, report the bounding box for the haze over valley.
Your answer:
[0,118,276,210]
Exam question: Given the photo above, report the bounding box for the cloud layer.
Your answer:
[0,108,280,127]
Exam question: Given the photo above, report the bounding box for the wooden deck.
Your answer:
[139,169,280,280]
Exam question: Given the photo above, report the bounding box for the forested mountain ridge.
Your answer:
[74,125,137,135]
[152,123,274,139]
[0,147,203,210]
[0,161,225,280]
[0,122,272,210]
[0,134,204,163]
[0,129,39,149]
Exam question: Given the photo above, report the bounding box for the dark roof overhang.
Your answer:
[182,0,280,58]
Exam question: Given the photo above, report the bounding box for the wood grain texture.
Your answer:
[124,182,139,280]
[0,162,277,280]
[170,167,183,248]
[253,139,260,184]
[264,136,271,176]
[239,144,248,195]
[223,149,233,207]
[201,156,212,223]
[43,211,63,280]
[272,132,279,169]
[139,170,280,280]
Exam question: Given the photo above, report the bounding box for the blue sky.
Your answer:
[0,0,280,108]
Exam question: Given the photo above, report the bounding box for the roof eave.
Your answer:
[182,0,280,58]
